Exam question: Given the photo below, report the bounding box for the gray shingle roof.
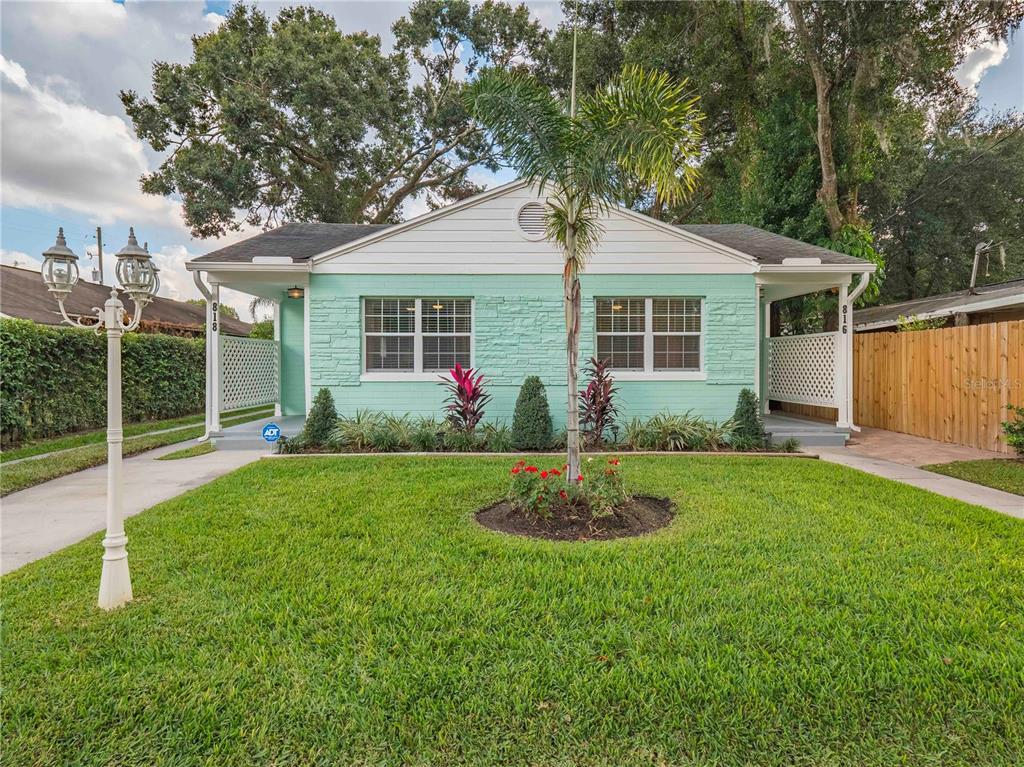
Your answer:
[677,224,868,265]
[854,278,1024,328]
[190,221,870,267]
[192,223,392,263]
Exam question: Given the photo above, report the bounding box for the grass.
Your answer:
[0,409,271,495]
[923,458,1024,496]
[0,405,271,463]
[156,442,217,461]
[3,455,1022,765]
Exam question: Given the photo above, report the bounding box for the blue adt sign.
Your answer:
[261,423,282,443]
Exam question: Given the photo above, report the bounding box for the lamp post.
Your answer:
[40,227,158,610]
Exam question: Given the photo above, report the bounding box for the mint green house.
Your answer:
[187,181,875,444]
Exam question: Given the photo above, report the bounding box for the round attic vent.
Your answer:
[516,202,547,238]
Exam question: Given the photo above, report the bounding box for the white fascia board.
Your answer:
[185,260,310,273]
[757,263,876,274]
[854,293,1024,331]
[309,179,531,266]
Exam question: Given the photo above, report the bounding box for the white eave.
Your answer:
[185,260,309,273]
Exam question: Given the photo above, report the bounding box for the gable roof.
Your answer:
[192,223,390,264]
[0,264,252,336]
[854,277,1024,329]
[676,224,867,266]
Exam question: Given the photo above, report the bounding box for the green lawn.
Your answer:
[3,456,1022,765]
[156,442,217,461]
[0,408,272,495]
[923,458,1024,496]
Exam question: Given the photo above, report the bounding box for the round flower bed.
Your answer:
[475,458,673,542]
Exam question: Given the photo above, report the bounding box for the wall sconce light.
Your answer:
[287,286,304,299]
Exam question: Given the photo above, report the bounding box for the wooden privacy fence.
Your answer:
[853,320,1023,454]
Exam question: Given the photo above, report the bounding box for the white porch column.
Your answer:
[303,283,312,414]
[273,299,282,418]
[835,283,851,429]
[209,281,222,433]
[762,299,772,415]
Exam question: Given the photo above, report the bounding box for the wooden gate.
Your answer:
[852,320,1023,453]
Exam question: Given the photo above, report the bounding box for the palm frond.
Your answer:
[578,65,704,206]
[463,68,573,191]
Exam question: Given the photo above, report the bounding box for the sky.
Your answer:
[1,1,1021,318]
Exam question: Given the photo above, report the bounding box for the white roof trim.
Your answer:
[185,261,309,273]
[309,179,759,268]
[854,292,1024,330]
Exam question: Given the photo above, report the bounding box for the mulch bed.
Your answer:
[475,495,674,542]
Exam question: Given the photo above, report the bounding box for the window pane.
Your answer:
[597,298,645,333]
[422,298,471,334]
[364,298,414,334]
[423,334,470,371]
[597,334,644,369]
[652,298,701,333]
[653,334,700,371]
[366,335,414,371]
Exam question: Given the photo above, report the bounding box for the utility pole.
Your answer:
[95,226,104,285]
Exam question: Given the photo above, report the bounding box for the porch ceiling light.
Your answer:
[287,286,304,299]
[432,302,445,310]
[40,227,80,298]
[114,228,158,307]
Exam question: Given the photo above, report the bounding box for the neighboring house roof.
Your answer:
[854,277,1024,330]
[0,264,252,336]
[192,220,866,267]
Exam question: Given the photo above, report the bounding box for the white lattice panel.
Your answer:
[768,332,837,407]
[220,336,278,411]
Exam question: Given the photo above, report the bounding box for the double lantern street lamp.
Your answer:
[41,227,159,610]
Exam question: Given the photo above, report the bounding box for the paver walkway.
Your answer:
[1,441,264,574]
[818,427,1022,519]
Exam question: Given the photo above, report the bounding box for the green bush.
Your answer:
[732,388,766,448]
[301,388,338,447]
[331,410,381,452]
[511,376,553,450]
[482,422,513,452]
[1,318,204,446]
[1001,404,1024,457]
[411,417,443,452]
[443,429,482,453]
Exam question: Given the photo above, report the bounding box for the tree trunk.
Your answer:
[564,227,581,481]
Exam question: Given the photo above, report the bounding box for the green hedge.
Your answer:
[1,319,205,446]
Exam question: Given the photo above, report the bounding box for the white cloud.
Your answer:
[204,12,226,29]
[0,248,41,271]
[0,55,183,229]
[955,39,1009,94]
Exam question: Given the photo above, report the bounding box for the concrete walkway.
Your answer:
[1,442,263,574]
[817,446,1023,520]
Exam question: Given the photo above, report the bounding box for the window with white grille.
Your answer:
[516,202,546,237]
[364,298,472,374]
[595,297,703,374]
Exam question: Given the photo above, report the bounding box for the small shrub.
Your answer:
[1002,404,1024,456]
[697,419,736,452]
[508,457,628,519]
[440,363,491,431]
[381,414,415,449]
[732,389,766,448]
[647,412,700,451]
[276,435,306,454]
[444,429,481,453]
[411,418,443,451]
[579,357,619,448]
[331,410,381,452]
[369,425,401,453]
[512,376,554,450]
[623,417,658,451]
[777,437,801,453]
[482,422,513,452]
[729,436,762,452]
[301,388,338,447]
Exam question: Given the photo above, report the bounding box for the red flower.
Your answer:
[517,459,526,466]
[559,489,568,500]
[540,471,548,479]
[550,468,561,476]
[511,467,520,475]
[608,458,620,466]
[577,473,584,482]
[525,466,538,473]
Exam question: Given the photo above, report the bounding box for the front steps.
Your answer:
[764,414,849,447]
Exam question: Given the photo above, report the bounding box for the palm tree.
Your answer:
[465,65,703,479]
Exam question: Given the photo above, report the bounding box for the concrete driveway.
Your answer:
[1,442,263,574]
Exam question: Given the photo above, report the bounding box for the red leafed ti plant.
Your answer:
[579,356,619,449]
[441,363,492,431]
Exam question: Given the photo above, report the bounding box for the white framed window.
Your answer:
[363,297,473,379]
[595,297,705,380]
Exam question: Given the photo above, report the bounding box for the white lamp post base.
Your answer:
[98,533,132,610]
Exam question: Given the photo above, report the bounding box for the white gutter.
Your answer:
[192,270,214,443]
